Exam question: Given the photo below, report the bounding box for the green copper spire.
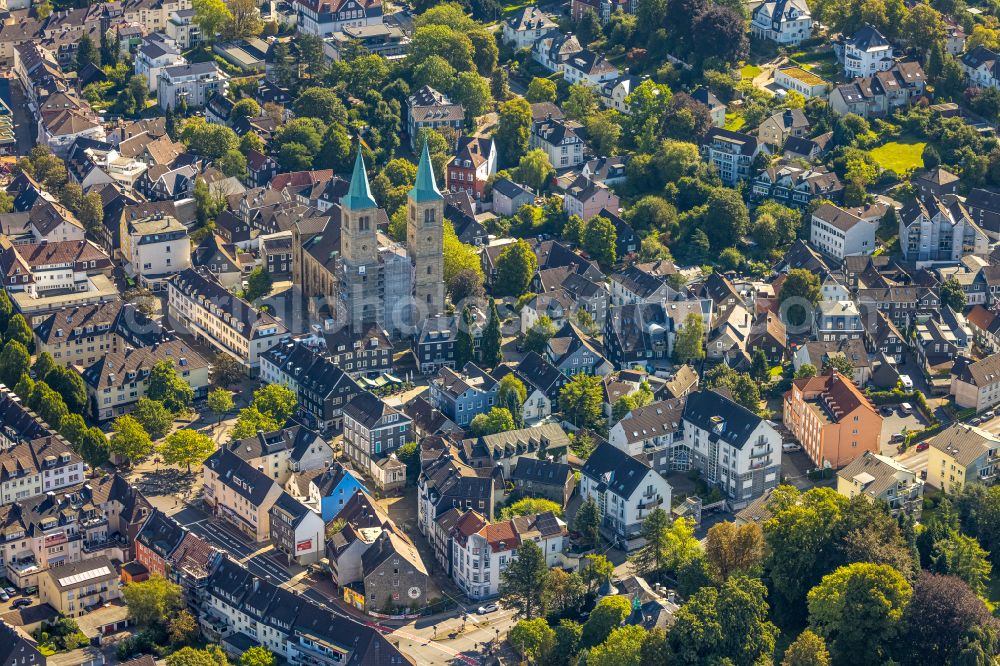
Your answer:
[409,141,443,204]
[342,143,378,211]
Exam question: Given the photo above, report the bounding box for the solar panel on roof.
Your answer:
[58,565,112,587]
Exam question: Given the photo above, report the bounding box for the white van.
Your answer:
[900,402,914,415]
[899,375,913,390]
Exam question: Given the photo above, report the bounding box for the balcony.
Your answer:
[749,447,773,459]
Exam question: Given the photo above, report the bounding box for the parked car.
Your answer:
[971,417,983,426]
[890,433,906,443]
[985,411,996,421]
[879,406,894,416]
[781,443,802,452]
[0,592,9,602]
[10,598,30,609]
[899,403,914,416]
[477,603,498,615]
[3,588,13,596]
[916,442,929,452]
[900,375,914,390]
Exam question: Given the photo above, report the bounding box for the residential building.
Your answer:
[829,62,926,118]
[79,340,210,421]
[914,167,960,199]
[168,266,288,375]
[121,212,191,291]
[134,33,184,92]
[342,391,411,492]
[0,620,43,666]
[292,0,383,37]
[752,162,843,210]
[837,450,923,516]
[757,109,810,148]
[773,66,829,98]
[747,312,787,364]
[269,492,325,566]
[750,0,812,45]
[502,6,557,50]
[532,31,582,74]
[446,136,496,199]
[927,423,1000,493]
[837,25,894,78]
[323,23,410,61]
[415,311,484,376]
[287,462,367,522]
[899,195,989,263]
[951,355,1000,413]
[967,305,1000,355]
[608,398,685,475]
[546,320,610,376]
[134,508,186,580]
[784,371,883,469]
[601,75,644,115]
[223,423,333,485]
[429,362,499,427]
[814,300,863,342]
[157,61,228,110]
[460,423,570,478]
[361,529,435,611]
[794,338,872,386]
[491,178,534,217]
[0,237,111,297]
[699,128,761,187]
[530,116,585,169]
[810,202,878,259]
[451,511,566,599]
[579,443,672,546]
[258,343,361,432]
[680,390,782,508]
[510,458,575,508]
[961,45,1000,90]
[39,556,119,617]
[406,86,464,150]
[202,448,284,542]
[166,9,201,49]
[418,453,500,540]
[562,50,619,89]
[490,352,566,423]
[563,175,619,221]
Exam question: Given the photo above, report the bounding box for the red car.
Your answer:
[915,442,929,452]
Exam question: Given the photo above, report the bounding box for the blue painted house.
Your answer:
[299,462,368,522]
[428,362,500,427]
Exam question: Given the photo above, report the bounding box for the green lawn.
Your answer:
[870,137,927,173]
[740,64,762,80]
[724,113,746,131]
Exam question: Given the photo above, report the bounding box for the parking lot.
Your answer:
[879,404,928,456]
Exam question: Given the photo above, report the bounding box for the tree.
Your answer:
[0,290,10,333]
[230,406,281,440]
[5,313,31,349]
[575,497,603,551]
[795,364,818,379]
[110,415,154,465]
[160,429,215,473]
[218,149,248,179]
[526,77,557,103]
[633,512,700,580]
[491,68,510,101]
[543,568,587,616]
[0,341,29,388]
[30,381,67,430]
[495,240,537,297]
[479,298,502,369]
[559,374,603,430]
[180,118,240,159]
[930,531,992,596]
[244,266,273,302]
[509,618,555,661]
[500,540,548,619]
[132,398,173,440]
[582,216,617,269]
[702,187,749,251]
[168,610,198,646]
[469,407,516,436]
[60,413,86,447]
[77,191,103,235]
[165,647,227,666]
[411,24,475,72]
[780,268,821,327]
[690,5,747,64]
[251,384,297,423]
[551,620,583,666]
[587,625,646,666]
[581,595,631,648]
[673,312,705,363]
[498,374,525,428]
[496,98,533,167]
[750,348,769,383]
[80,427,110,467]
[807,562,912,664]
[448,268,485,304]
[904,3,944,56]
[523,316,556,355]
[293,88,348,125]
[207,388,234,424]
[822,354,855,378]
[147,360,194,412]
[454,305,475,369]
[581,553,614,592]
[501,497,562,519]
[516,149,553,190]
[444,221,483,286]
[212,353,244,387]
[668,576,777,665]
[239,647,274,666]
[940,278,967,312]
[896,572,1000,666]
[704,521,764,581]
[452,71,491,120]
[123,574,183,626]
[782,630,830,666]
[230,98,261,123]
[225,0,264,39]
[76,34,100,71]
[192,0,232,41]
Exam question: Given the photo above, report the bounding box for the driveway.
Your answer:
[879,406,928,456]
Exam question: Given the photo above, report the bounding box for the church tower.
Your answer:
[339,145,383,331]
[407,142,445,321]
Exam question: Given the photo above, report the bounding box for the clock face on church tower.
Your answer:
[407,586,421,599]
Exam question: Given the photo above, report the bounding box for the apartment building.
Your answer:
[223,424,333,485]
[342,391,411,492]
[899,195,989,263]
[810,202,878,260]
[927,423,1000,493]
[157,61,229,110]
[699,128,761,187]
[608,398,685,475]
[33,302,167,368]
[202,448,284,542]
[79,340,210,421]
[951,354,1000,413]
[168,267,288,375]
[39,556,119,617]
[784,371,883,469]
[836,451,923,517]
[429,362,500,427]
[121,213,192,291]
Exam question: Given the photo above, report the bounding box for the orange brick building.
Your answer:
[783,371,883,468]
